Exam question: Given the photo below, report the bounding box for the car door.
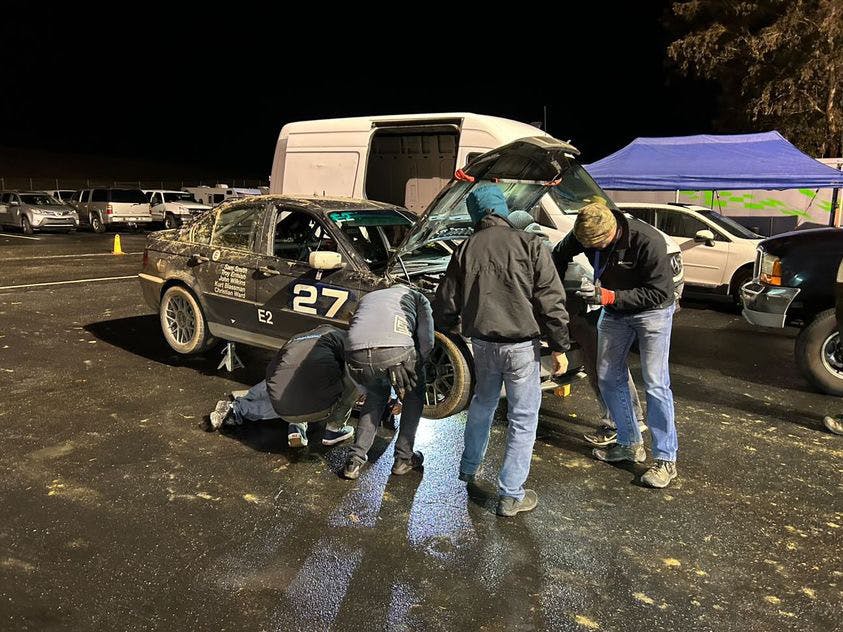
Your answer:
[149,191,164,221]
[250,204,364,342]
[655,209,731,288]
[0,193,9,226]
[190,201,269,339]
[8,194,22,227]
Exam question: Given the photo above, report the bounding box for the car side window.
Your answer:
[0,193,8,204]
[628,208,655,225]
[273,210,337,262]
[184,211,215,245]
[211,204,263,252]
[659,211,725,241]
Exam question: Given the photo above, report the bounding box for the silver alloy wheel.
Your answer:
[424,344,456,407]
[821,332,843,377]
[165,294,197,345]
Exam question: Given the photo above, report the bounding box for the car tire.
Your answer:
[21,216,33,235]
[730,267,753,309]
[159,285,217,355]
[422,331,473,419]
[795,308,843,396]
[90,213,106,234]
[164,213,179,229]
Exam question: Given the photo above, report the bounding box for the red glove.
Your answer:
[600,287,616,305]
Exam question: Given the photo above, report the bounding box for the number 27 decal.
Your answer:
[292,284,351,318]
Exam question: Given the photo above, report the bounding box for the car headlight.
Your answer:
[759,252,782,286]
[30,209,45,216]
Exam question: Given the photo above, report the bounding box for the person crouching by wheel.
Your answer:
[342,284,434,479]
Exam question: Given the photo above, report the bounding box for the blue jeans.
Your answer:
[597,304,678,461]
[460,339,542,501]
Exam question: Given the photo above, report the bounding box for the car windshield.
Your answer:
[164,192,199,203]
[110,189,147,203]
[21,194,61,205]
[697,210,763,239]
[327,210,418,269]
[397,162,615,257]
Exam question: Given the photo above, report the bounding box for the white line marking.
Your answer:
[0,233,40,241]
[0,275,137,291]
[2,252,140,261]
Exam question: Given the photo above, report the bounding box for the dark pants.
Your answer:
[346,347,425,462]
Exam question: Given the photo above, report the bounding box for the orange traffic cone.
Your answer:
[112,234,125,255]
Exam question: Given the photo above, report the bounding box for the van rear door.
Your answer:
[108,189,152,222]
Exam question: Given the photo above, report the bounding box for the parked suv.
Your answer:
[144,190,211,228]
[741,228,843,395]
[0,191,78,233]
[620,203,762,305]
[43,189,78,204]
[70,188,152,233]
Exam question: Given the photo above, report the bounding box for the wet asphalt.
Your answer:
[0,230,840,632]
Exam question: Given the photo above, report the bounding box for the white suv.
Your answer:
[144,190,210,228]
[619,203,762,305]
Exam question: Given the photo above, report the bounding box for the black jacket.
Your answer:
[266,325,347,417]
[552,211,674,313]
[433,214,570,352]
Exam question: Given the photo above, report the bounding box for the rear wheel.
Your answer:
[422,332,472,419]
[90,213,106,233]
[21,216,33,235]
[795,309,843,396]
[159,285,216,354]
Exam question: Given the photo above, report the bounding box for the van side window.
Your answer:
[273,211,336,262]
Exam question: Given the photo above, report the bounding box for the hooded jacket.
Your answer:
[433,214,570,352]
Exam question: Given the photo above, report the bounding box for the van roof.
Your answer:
[278,112,546,140]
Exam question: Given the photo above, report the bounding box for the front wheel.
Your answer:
[21,216,33,235]
[159,285,216,354]
[422,332,472,419]
[795,309,843,396]
[730,267,753,309]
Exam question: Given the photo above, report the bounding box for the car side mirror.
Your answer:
[9,200,19,207]
[308,251,344,270]
[694,229,715,246]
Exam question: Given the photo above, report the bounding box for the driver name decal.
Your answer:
[214,264,248,299]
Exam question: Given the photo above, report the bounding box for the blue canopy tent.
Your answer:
[584,131,843,190]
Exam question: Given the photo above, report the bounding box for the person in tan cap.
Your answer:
[552,200,680,488]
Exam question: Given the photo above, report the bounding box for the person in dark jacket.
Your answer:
[822,258,843,435]
[343,284,435,479]
[553,201,678,488]
[434,184,570,517]
[208,325,357,448]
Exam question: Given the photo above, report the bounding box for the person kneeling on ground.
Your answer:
[209,325,357,448]
[342,284,434,479]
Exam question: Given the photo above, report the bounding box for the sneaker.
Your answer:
[322,425,354,446]
[288,424,308,448]
[641,460,678,488]
[392,451,424,475]
[497,489,538,517]
[593,443,646,463]
[458,470,475,483]
[343,455,367,480]
[823,415,843,435]
[210,400,236,430]
[583,425,617,446]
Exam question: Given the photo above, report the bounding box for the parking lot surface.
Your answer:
[0,231,840,631]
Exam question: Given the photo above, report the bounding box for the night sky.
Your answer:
[2,4,720,179]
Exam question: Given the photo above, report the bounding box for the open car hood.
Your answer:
[387,136,611,268]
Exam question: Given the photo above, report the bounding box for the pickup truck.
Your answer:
[741,227,843,395]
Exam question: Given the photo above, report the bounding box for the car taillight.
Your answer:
[142,248,148,268]
[106,204,113,215]
[759,254,782,286]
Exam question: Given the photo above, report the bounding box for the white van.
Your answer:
[182,185,263,207]
[269,113,549,214]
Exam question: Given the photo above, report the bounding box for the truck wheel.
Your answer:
[730,267,753,309]
[164,213,179,229]
[90,213,106,233]
[795,309,843,396]
[422,332,473,419]
[21,216,33,235]
[159,285,216,354]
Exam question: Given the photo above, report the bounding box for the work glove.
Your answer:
[575,280,616,306]
[388,362,418,392]
[551,351,568,377]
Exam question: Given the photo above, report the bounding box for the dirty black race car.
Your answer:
[139,137,611,418]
